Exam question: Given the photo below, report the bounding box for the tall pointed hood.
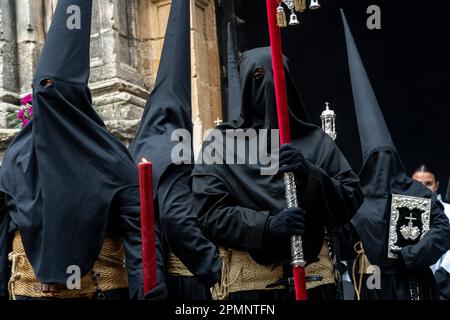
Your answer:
[226,22,242,122]
[342,9,438,267]
[35,1,91,85]
[0,0,138,283]
[341,9,395,163]
[129,0,191,194]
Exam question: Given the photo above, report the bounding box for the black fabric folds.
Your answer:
[341,10,450,274]
[341,11,395,163]
[128,0,192,193]
[0,194,11,297]
[192,47,362,266]
[352,147,450,269]
[129,0,221,291]
[0,0,140,285]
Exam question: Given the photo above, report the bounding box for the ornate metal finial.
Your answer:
[276,0,321,28]
[320,102,337,141]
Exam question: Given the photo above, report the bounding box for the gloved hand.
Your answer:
[278,144,310,180]
[265,207,306,240]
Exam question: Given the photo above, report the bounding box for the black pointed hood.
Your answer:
[35,1,90,85]
[342,9,436,267]
[219,47,309,133]
[0,0,138,283]
[226,22,242,122]
[129,0,191,194]
[341,10,395,163]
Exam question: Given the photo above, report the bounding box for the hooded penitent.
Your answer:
[342,10,450,273]
[129,0,221,290]
[226,22,242,123]
[192,47,362,266]
[0,0,139,284]
[129,0,192,192]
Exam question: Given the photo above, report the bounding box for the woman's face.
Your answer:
[412,171,439,193]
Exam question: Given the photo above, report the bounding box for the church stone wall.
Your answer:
[0,0,222,159]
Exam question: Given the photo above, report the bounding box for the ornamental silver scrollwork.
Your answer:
[283,172,306,267]
[388,194,431,259]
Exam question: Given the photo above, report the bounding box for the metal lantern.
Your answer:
[276,0,321,28]
[320,102,337,141]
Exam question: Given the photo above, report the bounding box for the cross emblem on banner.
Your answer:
[405,213,417,225]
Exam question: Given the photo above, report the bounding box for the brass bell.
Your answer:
[309,0,321,10]
[289,12,300,26]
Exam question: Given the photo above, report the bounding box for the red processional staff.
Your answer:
[138,159,157,293]
[265,0,321,301]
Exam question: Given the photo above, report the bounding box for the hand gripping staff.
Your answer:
[265,0,308,301]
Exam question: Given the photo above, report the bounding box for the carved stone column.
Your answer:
[88,0,149,144]
[0,0,48,153]
[0,0,18,129]
[143,0,223,153]
[0,0,224,156]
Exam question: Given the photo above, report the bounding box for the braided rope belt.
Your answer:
[167,250,194,277]
[211,242,336,300]
[8,232,128,300]
[305,240,336,290]
[212,248,284,300]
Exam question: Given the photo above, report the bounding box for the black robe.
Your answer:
[0,193,11,298]
[191,47,363,299]
[351,147,450,300]
[435,267,450,299]
[157,165,221,300]
[340,9,450,300]
[0,0,154,299]
[128,0,221,300]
